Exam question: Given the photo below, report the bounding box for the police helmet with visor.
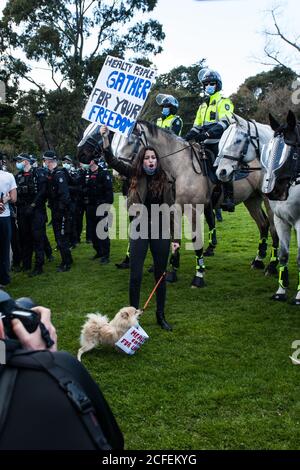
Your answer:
[198,69,222,92]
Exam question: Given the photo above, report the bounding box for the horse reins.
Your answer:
[133,124,205,174]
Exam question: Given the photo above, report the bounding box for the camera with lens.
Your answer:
[0,290,54,348]
[0,290,39,339]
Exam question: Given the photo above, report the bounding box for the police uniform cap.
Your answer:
[0,151,7,161]
[13,153,32,163]
[43,150,57,160]
[62,155,73,163]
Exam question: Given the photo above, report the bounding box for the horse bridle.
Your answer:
[131,123,204,174]
[222,120,261,172]
[281,123,300,186]
[283,122,300,149]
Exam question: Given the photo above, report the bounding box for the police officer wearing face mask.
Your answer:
[185,69,235,211]
[14,153,48,276]
[156,94,183,136]
[43,150,73,272]
[77,129,114,264]
[61,155,80,248]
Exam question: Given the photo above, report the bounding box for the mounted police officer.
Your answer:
[156,94,183,136]
[43,150,73,272]
[185,69,235,211]
[77,129,114,264]
[14,153,47,276]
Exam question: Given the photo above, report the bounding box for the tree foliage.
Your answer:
[231,66,299,123]
[0,103,24,155]
[262,7,300,77]
[1,0,164,92]
[0,0,165,155]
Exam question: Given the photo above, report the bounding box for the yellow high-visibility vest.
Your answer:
[194,91,234,127]
[156,114,183,136]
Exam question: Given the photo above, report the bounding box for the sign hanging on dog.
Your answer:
[115,323,149,355]
[82,56,157,137]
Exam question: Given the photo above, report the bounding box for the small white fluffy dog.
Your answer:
[77,306,142,361]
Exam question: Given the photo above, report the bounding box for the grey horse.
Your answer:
[262,110,300,304]
[111,119,278,286]
[215,114,279,274]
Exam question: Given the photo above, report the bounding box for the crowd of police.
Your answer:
[1,149,113,278]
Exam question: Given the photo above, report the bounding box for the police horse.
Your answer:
[215,114,279,274]
[111,119,278,287]
[261,111,300,304]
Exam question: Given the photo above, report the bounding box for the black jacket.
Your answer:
[0,343,124,450]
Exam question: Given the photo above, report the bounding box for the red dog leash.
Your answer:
[142,272,166,312]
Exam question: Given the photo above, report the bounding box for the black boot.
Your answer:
[115,255,130,269]
[56,264,71,272]
[221,181,235,212]
[156,311,173,331]
[28,267,43,277]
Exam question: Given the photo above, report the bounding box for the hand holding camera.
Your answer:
[0,291,57,351]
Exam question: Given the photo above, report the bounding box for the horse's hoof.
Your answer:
[271,293,288,301]
[264,263,278,276]
[291,298,300,306]
[251,259,265,270]
[191,275,205,288]
[204,245,215,257]
[166,271,178,283]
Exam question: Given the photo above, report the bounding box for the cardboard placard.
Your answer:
[115,323,149,355]
[82,55,157,137]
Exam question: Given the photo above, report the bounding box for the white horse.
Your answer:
[262,111,300,304]
[215,114,279,274]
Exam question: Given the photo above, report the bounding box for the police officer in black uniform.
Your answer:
[14,153,47,276]
[43,150,73,272]
[79,154,113,264]
[61,155,81,248]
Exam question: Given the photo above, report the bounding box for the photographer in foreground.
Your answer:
[0,292,124,450]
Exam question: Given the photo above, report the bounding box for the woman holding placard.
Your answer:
[100,125,179,331]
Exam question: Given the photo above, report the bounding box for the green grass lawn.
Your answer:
[7,200,300,450]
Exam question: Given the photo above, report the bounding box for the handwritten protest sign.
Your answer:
[82,56,157,137]
[115,323,149,355]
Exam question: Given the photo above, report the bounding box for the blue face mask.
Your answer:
[81,163,90,171]
[143,164,156,176]
[16,162,25,171]
[63,163,71,171]
[205,85,216,96]
[162,107,170,117]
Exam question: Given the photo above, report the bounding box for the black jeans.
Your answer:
[0,216,12,285]
[129,237,170,313]
[17,207,46,269]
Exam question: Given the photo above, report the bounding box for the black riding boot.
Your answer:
[115,255,130,269]
[115,243,130,269]
[221,181,235,212]
[156,311,173,331]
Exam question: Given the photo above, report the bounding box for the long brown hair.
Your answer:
[129,146,167,197]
